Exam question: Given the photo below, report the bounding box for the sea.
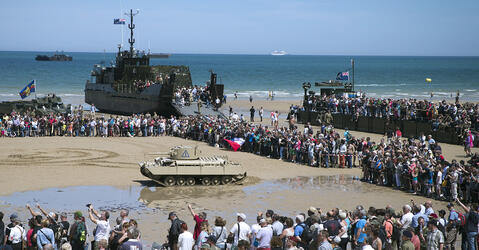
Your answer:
[1,51,479,106]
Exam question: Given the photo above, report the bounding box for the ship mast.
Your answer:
[126,9,139,57]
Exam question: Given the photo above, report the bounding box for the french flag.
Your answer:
[224,138,245,152]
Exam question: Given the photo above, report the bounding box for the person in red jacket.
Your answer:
[187,204,208,241]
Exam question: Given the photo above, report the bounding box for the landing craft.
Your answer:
[84,9,224,117]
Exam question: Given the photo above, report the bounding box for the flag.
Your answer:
[336,71,349,81]
[224,138,245,152]
[425,78,432,83]
[114,18,126,25]
[19,80,35,99]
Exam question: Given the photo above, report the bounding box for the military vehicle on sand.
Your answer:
[139,146,246,186]
[0,94,71,115]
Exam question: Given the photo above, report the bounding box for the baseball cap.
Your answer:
[168,212,177,219]
[74,211,83,218]
[10,213,18,220]
[236,213,246,220]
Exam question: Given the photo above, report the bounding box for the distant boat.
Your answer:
[271,50,287,56]
[35,52,72,61]
[149,53,171,59]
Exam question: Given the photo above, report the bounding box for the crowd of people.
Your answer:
[2,200,479,250]
[360,134,479,203]
[134,79,161,91]
[0,204,138,250]
[301,94,479,146]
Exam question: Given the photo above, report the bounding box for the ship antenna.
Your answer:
[125,9,139,57]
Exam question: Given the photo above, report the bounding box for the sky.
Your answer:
[1,0,478,56]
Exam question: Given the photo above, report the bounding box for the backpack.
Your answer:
[74,221,87,242]
[390,223,401,242]
[53,222,63,243]
[457,212,467,228]
[297,224,313,244]
[378,226,388,249]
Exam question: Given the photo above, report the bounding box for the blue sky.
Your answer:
[1,0,478,56]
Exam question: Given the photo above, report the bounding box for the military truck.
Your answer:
[139,146,246,186]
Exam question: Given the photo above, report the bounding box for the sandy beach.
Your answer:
[0,99,478,245]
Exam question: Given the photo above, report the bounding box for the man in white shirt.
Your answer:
[229,213,251,247]
[271,214,283,237]
[399,205,413,230]
[88,204,111,248]
[178,223,194,250]
[256,219,273,250]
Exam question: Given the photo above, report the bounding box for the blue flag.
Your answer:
[336,71,349,81]
[19,80,36,99]
[114,18,126,25]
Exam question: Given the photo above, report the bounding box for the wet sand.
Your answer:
[0,99,478,244]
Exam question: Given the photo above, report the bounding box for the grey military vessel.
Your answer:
[85,9,224,116]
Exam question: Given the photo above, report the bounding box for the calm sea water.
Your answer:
[1,51,478,105]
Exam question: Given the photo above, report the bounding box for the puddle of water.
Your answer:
[0,185,146,213]
[0,175,361,213]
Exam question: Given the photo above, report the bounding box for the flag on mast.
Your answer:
[19,80,36,99]
[336,72,349,81]
[114,18,126,24]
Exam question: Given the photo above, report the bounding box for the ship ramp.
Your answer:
[172,102,226,118]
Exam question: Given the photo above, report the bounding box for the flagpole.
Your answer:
[35,80,37,100]
[120,0,124,48]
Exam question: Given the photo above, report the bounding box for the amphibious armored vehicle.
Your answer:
[0,94,71,115]
[139,146,246,186]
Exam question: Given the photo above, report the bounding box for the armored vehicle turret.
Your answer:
[139,146,246,186]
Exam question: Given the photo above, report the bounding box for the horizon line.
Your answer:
[1,49,478,57]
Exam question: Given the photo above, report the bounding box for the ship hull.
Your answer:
[85,89,178,116]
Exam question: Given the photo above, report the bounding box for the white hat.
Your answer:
[236,213,246,220]
[295,214,305,223]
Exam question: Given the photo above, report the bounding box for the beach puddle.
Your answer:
[0,175,362,213]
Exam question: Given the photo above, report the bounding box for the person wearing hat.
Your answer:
[69,211,87,250]
[168,212,184,250]
[426,220,444,250]
[6,214,25,250]
[187,204,208,241]
[445,203,459,250]
[401,230,415,250]
[228,213,251,247]
[255,218,272,250]
[305,207,318,227]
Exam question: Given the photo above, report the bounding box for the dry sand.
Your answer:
[0,99,477,244]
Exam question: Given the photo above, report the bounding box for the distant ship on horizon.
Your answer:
[271,50,287,56]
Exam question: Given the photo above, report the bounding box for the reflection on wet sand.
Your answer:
[0,175,360,213]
